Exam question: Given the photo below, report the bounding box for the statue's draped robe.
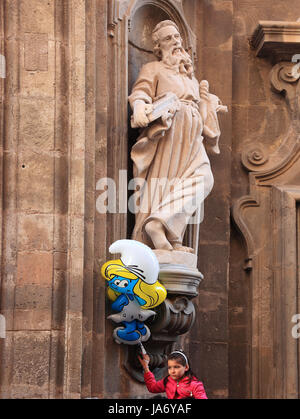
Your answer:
[129,60,220,248]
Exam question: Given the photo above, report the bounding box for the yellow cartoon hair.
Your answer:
[101,258,167,308]
[133,280,167,309]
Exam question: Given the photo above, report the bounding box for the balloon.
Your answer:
[101,240,167,345]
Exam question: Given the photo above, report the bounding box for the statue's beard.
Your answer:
[161,46,194,78]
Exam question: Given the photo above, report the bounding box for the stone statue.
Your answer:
[129,20,226,254]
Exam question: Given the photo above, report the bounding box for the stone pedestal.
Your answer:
[159,264,203,296]
[154,249,203,295]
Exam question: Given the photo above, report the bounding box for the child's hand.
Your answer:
[138,353,150,372]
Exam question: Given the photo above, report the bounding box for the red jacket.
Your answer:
[144,371,208,399]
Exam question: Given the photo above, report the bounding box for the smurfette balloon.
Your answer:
[101,240,167,345]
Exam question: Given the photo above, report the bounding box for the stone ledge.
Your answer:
[158,263,203,297]
[251,20,300,61]
[153,249,197,267]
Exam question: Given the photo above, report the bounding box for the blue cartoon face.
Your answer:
[108,275,139,295]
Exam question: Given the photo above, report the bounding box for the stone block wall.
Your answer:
[0,0,86,399]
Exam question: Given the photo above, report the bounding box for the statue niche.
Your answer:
[129,20,226,256]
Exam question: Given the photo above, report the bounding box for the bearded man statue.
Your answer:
[129,20,226,253]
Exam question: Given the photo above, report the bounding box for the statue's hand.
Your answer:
[133,100,150,128]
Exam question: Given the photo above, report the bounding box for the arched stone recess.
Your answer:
[231,21,300,398]
[106,0,197,244]
[106,0,199,382]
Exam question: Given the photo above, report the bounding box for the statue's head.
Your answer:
[152,20,193,76]
[152,20,183,60]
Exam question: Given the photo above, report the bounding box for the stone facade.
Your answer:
[0,0,299,399]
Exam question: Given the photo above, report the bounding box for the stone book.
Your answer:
[130,92,180,128]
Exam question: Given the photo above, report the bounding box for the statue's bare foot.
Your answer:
[172,244,194,253]
[145,220,173,251]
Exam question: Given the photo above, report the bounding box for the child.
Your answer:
[138,350,208,399]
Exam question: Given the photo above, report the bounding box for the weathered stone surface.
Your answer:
[189,341,228,399]
[17,252,53,286]
[11,331,51,398]
[17,151,54,213]
[18,214,54,252]
[49,330,65,399]
[20,0,55,35]
[19,99,55,150]
[24,33,49,72]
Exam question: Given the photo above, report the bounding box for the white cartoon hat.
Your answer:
[109,239,159,285]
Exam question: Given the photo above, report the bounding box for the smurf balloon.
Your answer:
[101,239,167,345]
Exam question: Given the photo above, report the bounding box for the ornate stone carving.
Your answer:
[235,23,300,266]
[231,20,300,398]
[270,62,300,123]
[151,296,196,335]
[241,146,269,171]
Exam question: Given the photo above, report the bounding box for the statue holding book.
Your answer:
[129,20,227,254]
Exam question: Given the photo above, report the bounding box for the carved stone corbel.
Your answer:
[239,26,300,178]
[271,62,300,116]
[252,21,300,118]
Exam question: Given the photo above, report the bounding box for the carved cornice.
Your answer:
[252,20,300,62]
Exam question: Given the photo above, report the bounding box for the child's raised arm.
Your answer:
[138,353,150,373]
[138,353,166,395]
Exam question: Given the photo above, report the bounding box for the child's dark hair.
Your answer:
[163,350,198,386]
